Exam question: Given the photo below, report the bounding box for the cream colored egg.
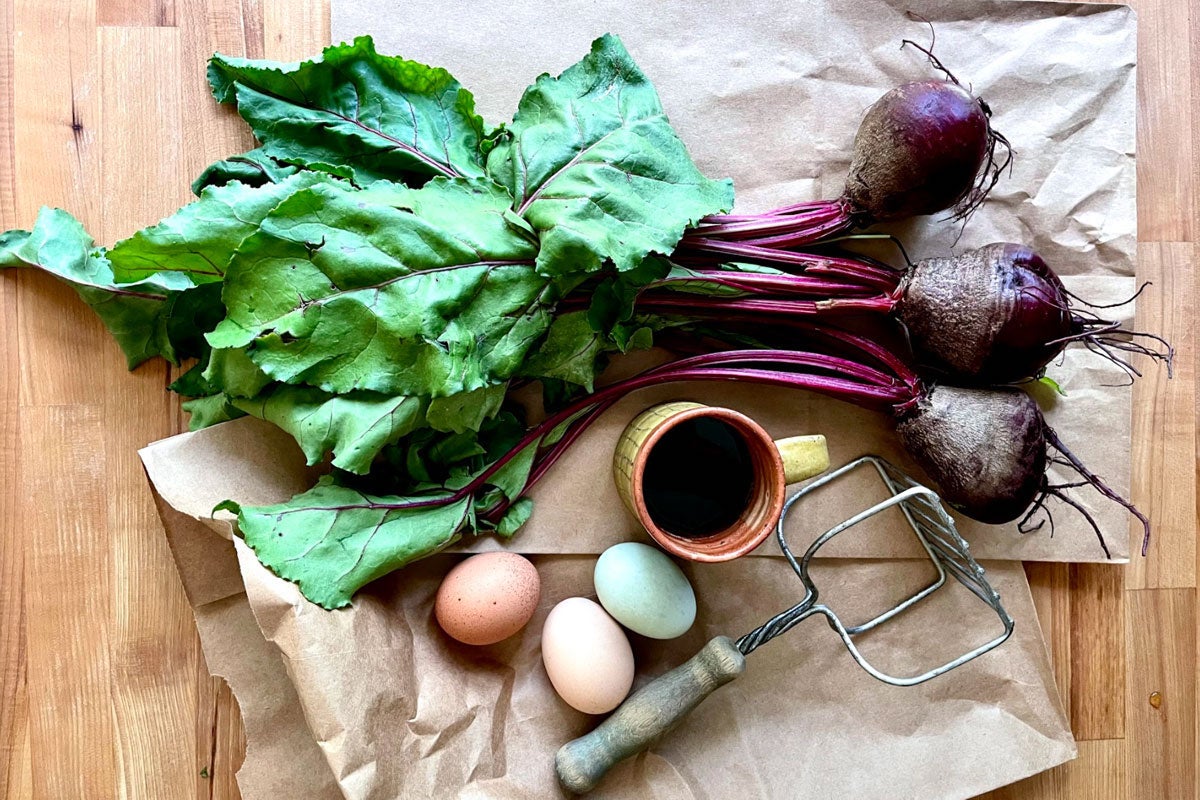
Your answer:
[435,552,541,646]
[541,597,635,714]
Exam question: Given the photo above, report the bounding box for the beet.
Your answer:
[896,384,1046,524]
[843,80,992,223]
[897,243,1074,383]
[457,340,1143,559]
[652,238,1172,386]
[677,76,1011,254]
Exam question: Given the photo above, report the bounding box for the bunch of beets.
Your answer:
[0,34,1169,608]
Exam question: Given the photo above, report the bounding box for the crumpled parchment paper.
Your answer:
[334,0,1139,563]
[142,0,1145,796]
[143,416,1077,799]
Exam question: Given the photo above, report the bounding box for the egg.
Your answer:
[541,597,634,714]
[594,542,696,639]
[435,552,541,645]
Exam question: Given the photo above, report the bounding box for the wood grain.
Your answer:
[0,0,12,223]
[1024,563,1072,703]
[20,406,118,799]
[97,0,176,28]
[0,0,1195,797]
[0,161,24,800]
[1134,0,1195,241]
[0,2,22,797]
[12,2,121,799]
[98,25,200,799]
[1128,242,1197,589]
[208,680,246,800]
[1126,589,1196,799]
[177,0,259,199]
[262,0,328,60]
[1069,564,1126,740]
[13,0,122,408]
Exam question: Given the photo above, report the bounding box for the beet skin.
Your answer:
[896,384,1046,524]
[897,243,1075,383]
[843,80,990,222]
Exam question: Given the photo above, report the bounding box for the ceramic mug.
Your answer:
[613,402,829,562]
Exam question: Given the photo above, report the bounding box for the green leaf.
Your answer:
[233,408,544,606]
[614,323,654,353]
[168,348,258,399]
[232,385,429,475]
[485,440,538,502]
[586,256,672,334]
[495,498,534,538]
[207,177,556,397]
[519,311,604,391]
[191,148,300,195]
[235,476,473,608]
[163,282,226,362]
[486,34,733,276]
[426,384,506,434]
[182,394,247,431]
[108,171,335,286]
[208,36,486,186]
[213,499,241,515]
[1037,374,1067,397]
[202,347,273,398]
[429,434,488,476]
[169,359,215,397]
[432,411,524,473]
[0,208,195,367]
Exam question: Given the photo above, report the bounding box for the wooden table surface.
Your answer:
[0,1,1194,798]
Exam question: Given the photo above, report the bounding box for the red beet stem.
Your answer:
[702,199,843,224]
[660,241,1173,385]
[647,269,881,297]
[686,201,848,238]
[364,349,918,518]
[674,240,902,291]
[648,345,904,387]
[634,295,899,329]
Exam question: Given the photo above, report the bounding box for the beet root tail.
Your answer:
[1023,425,1151,557]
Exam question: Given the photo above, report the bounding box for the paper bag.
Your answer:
[147,429,342,799]
[138,0,1147,795]
[331,0,1139,561]
[142,419,1077,799]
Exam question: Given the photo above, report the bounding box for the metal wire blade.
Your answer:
[734,456,1014,687]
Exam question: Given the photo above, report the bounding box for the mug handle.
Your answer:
[775,434,829,484]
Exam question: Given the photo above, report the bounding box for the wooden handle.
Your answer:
[555,636,746,794]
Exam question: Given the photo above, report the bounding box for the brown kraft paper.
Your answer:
[142,418,1077,799]
[139,0,1145,795]
[332,0,1140,562]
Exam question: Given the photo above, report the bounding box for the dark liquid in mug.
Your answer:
[641,417,756,538]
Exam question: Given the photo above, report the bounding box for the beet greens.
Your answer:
[224,328,1144,607]
[0,32,1163,609]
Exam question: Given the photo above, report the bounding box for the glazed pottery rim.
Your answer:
[629,406,785,562]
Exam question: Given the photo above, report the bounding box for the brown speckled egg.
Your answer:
[435,552,541,645]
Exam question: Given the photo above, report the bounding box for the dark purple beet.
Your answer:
[896,243,1075,383]
[842,80,991,222]
[896,384,1046,524]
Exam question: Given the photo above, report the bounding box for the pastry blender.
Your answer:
[556,455,1015,794]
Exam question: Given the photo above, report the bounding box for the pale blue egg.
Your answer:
[594,542,697,639]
